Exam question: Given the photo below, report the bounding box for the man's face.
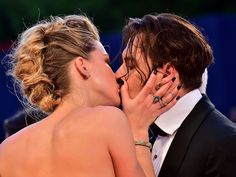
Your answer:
[116,36,152,98]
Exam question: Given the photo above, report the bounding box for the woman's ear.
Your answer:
[74,57,91,79]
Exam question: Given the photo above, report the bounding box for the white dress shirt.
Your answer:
[152,89,202,176]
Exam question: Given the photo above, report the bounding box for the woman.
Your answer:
[0,15,178,177]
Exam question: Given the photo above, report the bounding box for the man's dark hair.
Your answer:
[122,13,214,91]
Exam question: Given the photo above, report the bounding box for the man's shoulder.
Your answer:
[207,108,236,132]
[195,95,236,133]
[194,107,236,148]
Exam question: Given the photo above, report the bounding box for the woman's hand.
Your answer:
[120,70,180,139]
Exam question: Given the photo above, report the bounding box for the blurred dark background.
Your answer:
[0,0,236,142]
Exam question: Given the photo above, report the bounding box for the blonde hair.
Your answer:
[10,15,99,113]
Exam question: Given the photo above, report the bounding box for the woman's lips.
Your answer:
[116,78,124,89]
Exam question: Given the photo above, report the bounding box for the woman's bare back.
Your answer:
[0,107,117,177]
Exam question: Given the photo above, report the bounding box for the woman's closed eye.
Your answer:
[104,57,112,67]
[107,61,113,68]
[124,57,136,70]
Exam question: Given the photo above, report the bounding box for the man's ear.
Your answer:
[74,57,91,79]
[157,63,176,76]
[165,63,176,75]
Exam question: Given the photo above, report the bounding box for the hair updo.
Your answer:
[10,15,99,113]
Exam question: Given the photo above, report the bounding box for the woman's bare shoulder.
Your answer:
[68,106,126,122]
[0,120,43,158]
[87,106,127,125]
[90,106,130,134]
[65,106,129,135]
[0,130,25,170]
[0,126,29,154]
[94,106,125,117]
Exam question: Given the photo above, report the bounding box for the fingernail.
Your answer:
[163,73,168,78]
[172,77,176,82]
[153,68,157,75]
[177,85,182,90]
[155,82,162,90]
[116,78,124,87]
[176,96,180,100]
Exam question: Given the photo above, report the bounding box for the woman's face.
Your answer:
[88,41,121,106]
[116,37,152,99]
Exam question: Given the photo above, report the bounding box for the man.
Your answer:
[116,13,236,177]
[199,69,208,94]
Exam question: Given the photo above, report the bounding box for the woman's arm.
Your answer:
[104,107,146,177]
[120,71,179,176]
[104,71,178,177]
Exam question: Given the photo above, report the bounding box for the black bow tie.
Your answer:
[149,123,168,145]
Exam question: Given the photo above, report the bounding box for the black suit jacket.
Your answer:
[158,95,236,177]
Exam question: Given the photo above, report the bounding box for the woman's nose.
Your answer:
[115,65,125,77]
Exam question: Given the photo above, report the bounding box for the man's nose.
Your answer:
[115,67,125,87]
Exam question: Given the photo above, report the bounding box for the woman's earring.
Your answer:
[83,67,90,79]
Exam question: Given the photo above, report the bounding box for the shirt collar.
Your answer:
[154,89,202,135]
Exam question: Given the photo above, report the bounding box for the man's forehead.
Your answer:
[128,35,143,47]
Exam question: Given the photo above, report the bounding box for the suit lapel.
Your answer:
[158,95,215,177]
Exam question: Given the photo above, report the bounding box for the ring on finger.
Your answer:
[153,95,161,104]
